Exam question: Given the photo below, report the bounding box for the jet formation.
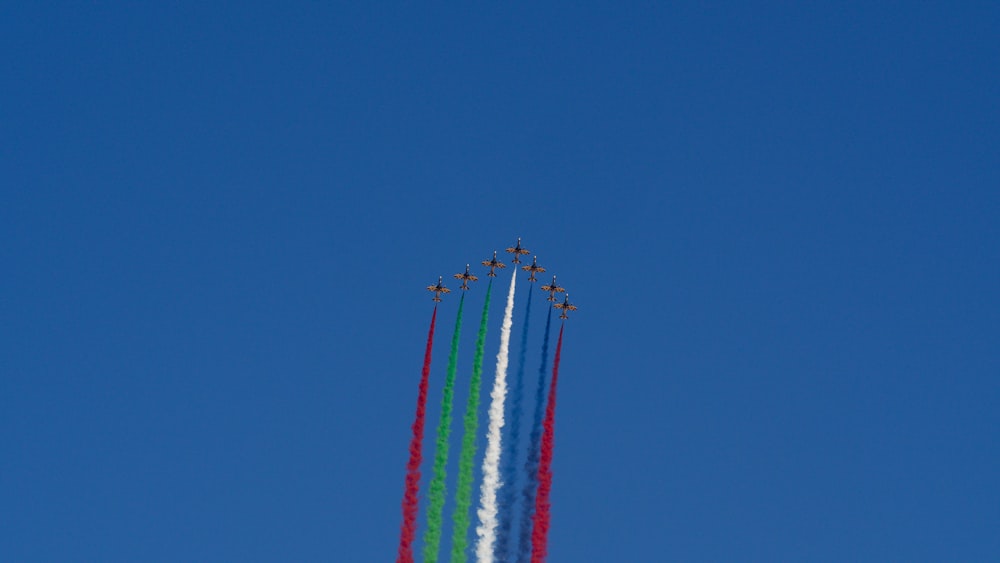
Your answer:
[426,237,578,319]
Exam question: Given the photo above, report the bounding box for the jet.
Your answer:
[520,256,546,282]
[481,251,507,277]
[505,237,530,264]
[453,264,479,290]
[553,293,578,319]
[426,276,451,302]
[540,275,565,301]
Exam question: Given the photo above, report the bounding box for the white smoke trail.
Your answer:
[475,269,517,563]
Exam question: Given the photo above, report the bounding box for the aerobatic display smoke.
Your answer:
[518,307,552,563]
[451,281,493,563]
[422,294,466,563]
[530,324,564,563]
[496,289,533,561]
[475,271,518,563]
[396,307,437,563]
[401,242,573,562]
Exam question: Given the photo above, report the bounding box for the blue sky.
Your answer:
[2,3,998,561]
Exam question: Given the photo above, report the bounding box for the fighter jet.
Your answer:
[540,275,565,301]
[481,251,507,277]
[453,264,479,290]
[426,276,451,302]
[553,293,578,320]
[520,256,546,282]
[505,237,530,264]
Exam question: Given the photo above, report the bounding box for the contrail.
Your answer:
[496,289,533,561]
[451,281,493,563]
[518,307,552,562]
[396,307,437,563]
[475,270,517,563]
[422,294,466,562]
[530,324,564,563]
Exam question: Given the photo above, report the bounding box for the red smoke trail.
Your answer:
[397,307,437,563]
[530,323,563,563]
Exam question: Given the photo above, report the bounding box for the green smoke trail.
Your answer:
[451,280,493,563]
[422,292,466,563]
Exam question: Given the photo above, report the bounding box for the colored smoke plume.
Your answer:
[496,288,533,560]
[422,294,465,562]
[396,307,437,563]
[451,281,493,563]
[476,271,517,562]
[530,324,564,563]
[518,307,552,562]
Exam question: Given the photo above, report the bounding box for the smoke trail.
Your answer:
[422,293,465,562]
[475,270,518,563]
[496,289,533,560]
[530,324,564,563]
[396,307,437,563]
[451,281,493,563]
[517,307,552,562]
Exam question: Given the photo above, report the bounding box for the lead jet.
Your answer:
[426,276,451,302]
[481,251,507,277]
[521,256,546,282]
[540,275,565,301]
[453,264,479,290]
[553,293,578,319]
[505,237,530,264]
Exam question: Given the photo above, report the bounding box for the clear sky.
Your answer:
[2,3,998,561]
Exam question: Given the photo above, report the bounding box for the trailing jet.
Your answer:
[426,276,451,302]
[481,251,507,277]
[553,293,577,319]
[453,264,479,290]
[540,275,565,301]
[505,237,530,264]
[520,256,546,282]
